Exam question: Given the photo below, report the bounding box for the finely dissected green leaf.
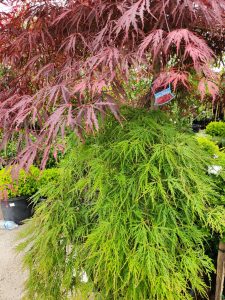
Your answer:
[19,108,225,300]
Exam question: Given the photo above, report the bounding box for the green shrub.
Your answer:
[0,166,61,200]
[206,121,225,137]
[39,168,60,186]
[19,109,225,300]
[37,168,61,197]
[196,135,225,273]
[196,136,220,156]
[196,135,225,171]
[0,166,40,199]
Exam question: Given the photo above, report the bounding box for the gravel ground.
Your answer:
[0,225,27,300]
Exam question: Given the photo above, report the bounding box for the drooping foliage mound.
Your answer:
[19,109,225,300]
[0,0,224,167]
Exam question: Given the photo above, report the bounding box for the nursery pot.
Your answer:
[0,196,33,225]
[192,118,214,133]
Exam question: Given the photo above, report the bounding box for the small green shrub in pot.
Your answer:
[18,166,41,198]
[206,122,225,138]
[38,168,60,186]
[37,168,61,198]
[0,166,40,200]
[0,166,41,224]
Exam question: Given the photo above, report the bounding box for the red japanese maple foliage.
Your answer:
[0,0,224,167]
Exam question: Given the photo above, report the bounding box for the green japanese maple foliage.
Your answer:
[19,109,225,300]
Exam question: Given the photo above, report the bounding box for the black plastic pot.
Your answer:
[192,119,210,132]
[0,196,33,225]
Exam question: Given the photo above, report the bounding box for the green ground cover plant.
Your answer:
[19,108,225,300]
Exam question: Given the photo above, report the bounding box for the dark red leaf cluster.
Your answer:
[0,0,224,167]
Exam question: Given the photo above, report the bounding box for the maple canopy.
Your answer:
[0,0,224,167]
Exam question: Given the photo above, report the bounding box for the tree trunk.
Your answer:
[215,241,225,300]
